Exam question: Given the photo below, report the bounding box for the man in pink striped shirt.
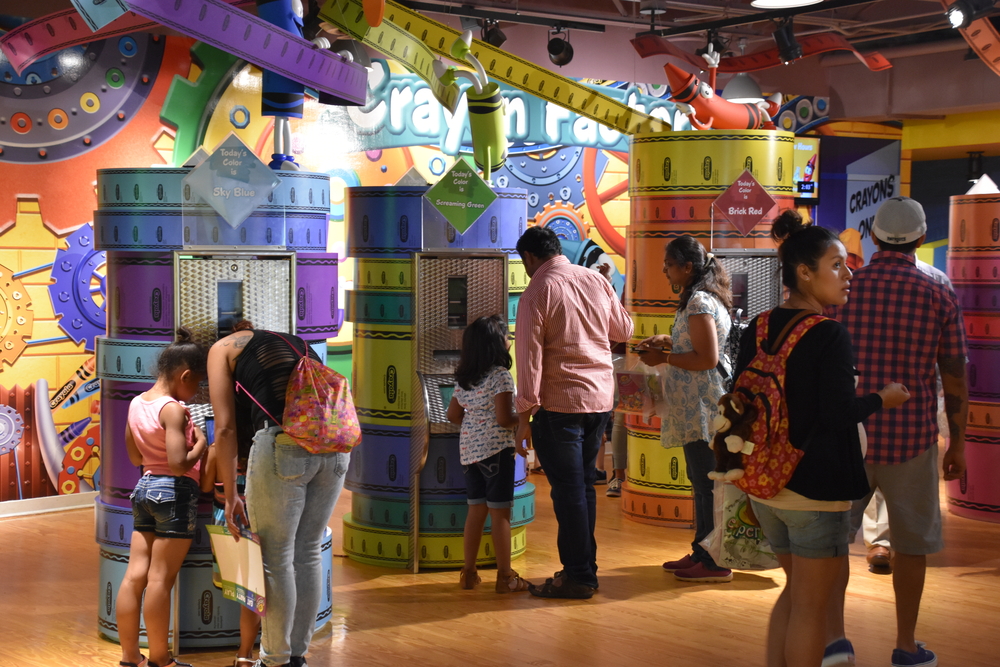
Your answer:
[514,226,634,599]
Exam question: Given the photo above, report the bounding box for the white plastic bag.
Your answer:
[700,480,780,570]
[613,355,664,420]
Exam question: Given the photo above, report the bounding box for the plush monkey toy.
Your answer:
[708,393,757,482]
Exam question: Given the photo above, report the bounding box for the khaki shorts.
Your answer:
[849,444,943,556]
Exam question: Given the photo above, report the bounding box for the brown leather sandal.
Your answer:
[459,568,481,589]
[496,569,532,593]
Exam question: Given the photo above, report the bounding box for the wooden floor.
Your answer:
[2,470,999,667]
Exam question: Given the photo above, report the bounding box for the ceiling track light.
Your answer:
[773,17,803,65]
[968,151,985,182]
[946,0,998,29]
[482,19,507,48]
[548,27,574,67]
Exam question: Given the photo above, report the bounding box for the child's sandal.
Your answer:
[119,658,147,667]
[496,569,532,593]
[234,658,256,667]
[459,568,481,589]
[148,659,194,667]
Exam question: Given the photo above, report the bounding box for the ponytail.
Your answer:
[665,235,732,311]
[771,210,840,292]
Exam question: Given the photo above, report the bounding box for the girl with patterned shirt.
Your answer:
[447,314,532,594]
[636,235,735,583]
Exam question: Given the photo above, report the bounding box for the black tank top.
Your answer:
[232,330,319,458]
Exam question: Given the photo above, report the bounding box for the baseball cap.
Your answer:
[871,196,927,244]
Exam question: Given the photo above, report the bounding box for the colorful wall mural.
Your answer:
[0,32,689,504]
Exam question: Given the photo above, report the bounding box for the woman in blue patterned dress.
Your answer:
[637,235,734,583]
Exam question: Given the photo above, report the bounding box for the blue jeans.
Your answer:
[683,439,722,569]
[246,426,350,666]
[531,408,610,589]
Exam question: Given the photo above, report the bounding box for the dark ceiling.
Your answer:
[0,0,966,51]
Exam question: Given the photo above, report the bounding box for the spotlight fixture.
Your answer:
[946,0,997,29]
[751,0,822,8]
[695,29,727,60]
[968,151,985,182]
[482,20,507,48]
[773,18,802,65]
[548,28,574,67]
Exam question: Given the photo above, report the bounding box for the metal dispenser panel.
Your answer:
[714,251,782,320]
[175,254,293,349]
[414,253,508,376]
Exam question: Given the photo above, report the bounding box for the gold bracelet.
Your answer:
[666,353,672,366]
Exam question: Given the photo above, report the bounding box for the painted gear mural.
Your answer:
[532,200,587,241]
[49,225,106,352]
[0,405,25,456]
[0,34,165,163]
[493,145,608,221]
[159,41,242,166]
[0,263,35,367]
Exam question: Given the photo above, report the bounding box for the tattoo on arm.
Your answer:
[233,335,251,349]
[938,355,966,379]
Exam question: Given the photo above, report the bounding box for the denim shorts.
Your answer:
[750,500,851,559]
[132,474,200,539]
[463,447,516,509]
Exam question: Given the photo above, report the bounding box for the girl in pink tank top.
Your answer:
[117,328,208,667]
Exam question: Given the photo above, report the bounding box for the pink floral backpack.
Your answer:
[732,310,825,500]
[236,332,361,454]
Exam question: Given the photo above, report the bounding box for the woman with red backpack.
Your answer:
[731,211,910,667]
[208,321,352,667]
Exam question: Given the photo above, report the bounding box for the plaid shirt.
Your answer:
[838,251,967,465]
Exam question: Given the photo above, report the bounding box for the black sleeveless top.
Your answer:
[232,330,319,459]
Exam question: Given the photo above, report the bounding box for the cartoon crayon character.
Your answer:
[664,45,782,131]
[255,0,332,170]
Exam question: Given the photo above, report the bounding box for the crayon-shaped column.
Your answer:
[344,187,534,568]
[947,194,1000,523]
[94,167,334,647]
[624,130,792,526]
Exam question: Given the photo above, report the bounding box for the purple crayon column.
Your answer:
[947,194,1000,524]
[99,253,175,507]
[295,252,341,342]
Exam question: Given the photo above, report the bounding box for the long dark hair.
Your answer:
[666,235,732,311]
[771,210,840,291]
[455,314,512,390]
[156,327,207,377]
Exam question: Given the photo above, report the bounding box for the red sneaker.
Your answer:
[661,554,696,571]
[674,562,733,583]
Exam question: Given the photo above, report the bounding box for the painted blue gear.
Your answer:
[492,146,608,221]
[49,224,106,352]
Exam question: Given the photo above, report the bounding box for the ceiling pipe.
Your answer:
[637,0,880,37]
[819,37,968,65]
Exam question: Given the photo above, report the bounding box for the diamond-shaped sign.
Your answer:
[713,170,778,237]
[425,160,498,235]
[183,134,280,229]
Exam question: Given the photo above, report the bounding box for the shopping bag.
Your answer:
[614,355,665,420]
[699,480,779,570]
[207,525,267,615]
